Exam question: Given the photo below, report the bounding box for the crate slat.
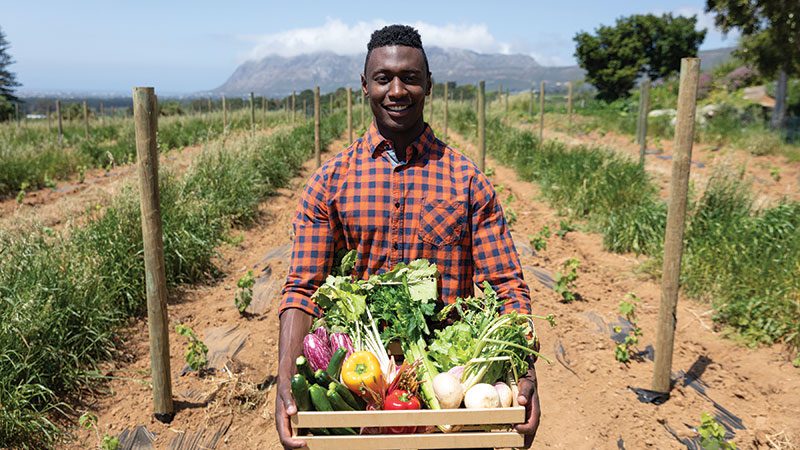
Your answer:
[292,407,524,428]
[299,431,524,450]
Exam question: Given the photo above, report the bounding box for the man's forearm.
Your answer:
[278,309,314,384]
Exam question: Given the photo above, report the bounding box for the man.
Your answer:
[275,25,540,449]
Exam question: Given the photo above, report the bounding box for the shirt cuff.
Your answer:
[279,294,322,318]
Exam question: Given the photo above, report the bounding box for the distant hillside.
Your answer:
[212,46,735,97]
[213,46,582,96]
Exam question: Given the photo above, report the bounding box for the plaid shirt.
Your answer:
[279,122,531,317]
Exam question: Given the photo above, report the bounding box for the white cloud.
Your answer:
[238,18,510,61]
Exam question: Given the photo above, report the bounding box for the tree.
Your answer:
[705,0,800,129]
[574,14,706,102]
[0,26,20,121]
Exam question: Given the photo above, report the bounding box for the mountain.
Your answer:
[213,46,582,96]
[213,46,736,97]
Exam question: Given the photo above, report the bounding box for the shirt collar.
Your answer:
[366,121,436,163]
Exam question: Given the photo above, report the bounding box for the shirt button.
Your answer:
[394,201,400,208]
[393,243,399,250]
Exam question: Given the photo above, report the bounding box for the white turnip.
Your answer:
[432,372,464,409]
[464,383,501,409]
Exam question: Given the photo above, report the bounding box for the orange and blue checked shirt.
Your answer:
[279,122,531,317]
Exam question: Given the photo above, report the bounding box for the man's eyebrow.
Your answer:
[371,68,424,75]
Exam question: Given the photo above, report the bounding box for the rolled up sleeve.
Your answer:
[279,167,335,318]
[470,171,532,315]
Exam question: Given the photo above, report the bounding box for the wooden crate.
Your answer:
[292,407,525,449]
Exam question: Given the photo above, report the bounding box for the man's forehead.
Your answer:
[366,45,426,73]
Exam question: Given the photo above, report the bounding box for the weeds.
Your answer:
[235,270,256,314]
[697,413,737,449]
[176,324,209,373]
[530,226,550,252]
[553,258,580,303]
[556,220,575,239]
[614,294,643,364]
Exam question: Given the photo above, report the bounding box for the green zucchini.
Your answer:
[314,369,335,386]
[290,374,312,412]
[308,384,333,412]
[328,426,358,435]
[330,382,364,410]
[326,348,347,380]
[326,389,355,411]
[296,356,315,381]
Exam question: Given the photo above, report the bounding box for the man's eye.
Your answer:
[403,75,417,83]
[375,76,389,83]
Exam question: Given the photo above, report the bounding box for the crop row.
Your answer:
[0,112,345,448]
[448,104,800,358]
[0,109,295,198]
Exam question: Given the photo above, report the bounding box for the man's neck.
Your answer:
[376,120,426,161]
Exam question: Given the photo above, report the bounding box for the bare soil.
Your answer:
[63,129,799,450]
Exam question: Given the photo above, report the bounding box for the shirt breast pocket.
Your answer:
[418,199,467,246]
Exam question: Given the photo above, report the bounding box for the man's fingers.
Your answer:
[276,393,307,449]
[516,377,535,406]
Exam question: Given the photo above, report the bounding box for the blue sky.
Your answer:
[4,0,738,94]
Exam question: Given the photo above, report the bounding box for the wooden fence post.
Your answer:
[539,81,545,141]
[529,82,534,117]
[443,82,449,140]
[99,102,104,124]
[47,105,52,131]
[637,79,651,167]
[303,98,307,122]
[249,92,256,136]
[505,89,509,114]
[347,87,353,143]
[651,58,701,395]
[83,101,89,139]
[292,91,296,124]
[14,102,19,129]
[567,81,574,131]
[329,93,333,115]
[478,80,486,172]
[222,95,227,133]
[315,86,321,168]
[132,87,175,423]
[56,100,63,145]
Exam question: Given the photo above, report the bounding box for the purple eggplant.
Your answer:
[329,332,354,359]
[303,333,332,372]
[313,326,329,344]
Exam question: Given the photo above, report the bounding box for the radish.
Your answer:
[494,382,513,407]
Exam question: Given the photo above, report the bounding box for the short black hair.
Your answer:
[363,24,430,75]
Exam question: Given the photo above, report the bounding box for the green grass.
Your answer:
[0,109,292,198]
[449,103,800,359]
[0,112,345,448]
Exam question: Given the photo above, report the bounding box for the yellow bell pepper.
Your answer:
[341,351,383,397]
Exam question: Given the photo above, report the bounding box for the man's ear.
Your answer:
[361,74,368,97]
[427,73,433,96]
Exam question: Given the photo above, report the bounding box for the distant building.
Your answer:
[26,114,46,120]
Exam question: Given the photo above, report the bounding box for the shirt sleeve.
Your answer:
[279,166,336,318]
[470,170,532,315]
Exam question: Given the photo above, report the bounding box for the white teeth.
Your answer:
[386,105,410,111]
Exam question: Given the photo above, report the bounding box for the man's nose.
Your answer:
[388,77,406,98]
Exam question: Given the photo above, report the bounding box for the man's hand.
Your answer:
[275,377,306,449]
[275,309,313,449]
[514,363,541,448]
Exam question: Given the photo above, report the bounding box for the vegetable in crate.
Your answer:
[341,351,383,397]
[383,389,421,434]
[303,332,332,372]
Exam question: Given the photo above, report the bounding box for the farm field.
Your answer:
[57,115,800,449]
[5,3,800,448]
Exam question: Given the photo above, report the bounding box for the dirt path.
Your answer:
[0,127,286,232]
[516,116,800,205]
[68,129,799,449]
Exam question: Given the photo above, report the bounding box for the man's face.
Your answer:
[361,45,431,135]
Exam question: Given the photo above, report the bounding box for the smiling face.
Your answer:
[361,45,431,143]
